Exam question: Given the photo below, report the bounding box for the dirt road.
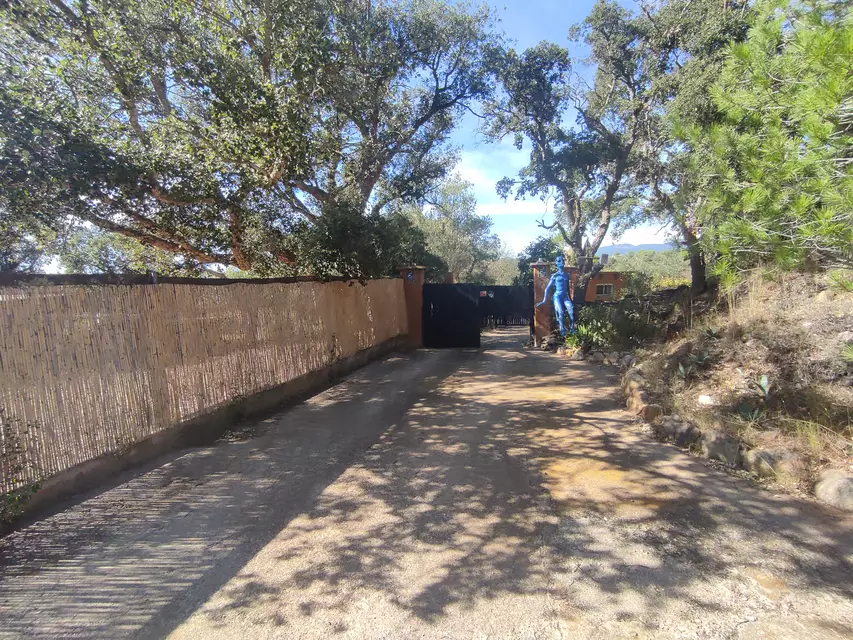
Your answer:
[1,328,852,639]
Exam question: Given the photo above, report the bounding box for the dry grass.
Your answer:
[636,270,853,482]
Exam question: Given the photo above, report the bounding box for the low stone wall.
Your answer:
[620,364,853,513]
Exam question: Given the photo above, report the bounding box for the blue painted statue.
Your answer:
[536,255,575,335]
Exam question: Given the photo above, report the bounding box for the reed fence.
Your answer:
[0,278,407,493]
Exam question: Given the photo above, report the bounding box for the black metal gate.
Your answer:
[422,283,533,348]
[478,285,534,329]
[422,284,480,348]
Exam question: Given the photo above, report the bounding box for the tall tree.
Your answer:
[0,0,495,277]
[513,235,561,286]
[684,0,853,277]
[57,227,215,276]
[483,1,665,303]
[631,0,752,292]
[0,212,56,272]
[402,177,500,283]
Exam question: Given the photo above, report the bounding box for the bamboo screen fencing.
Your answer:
[0,278,407,493]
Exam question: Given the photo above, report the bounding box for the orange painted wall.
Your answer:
[567,269,624,302]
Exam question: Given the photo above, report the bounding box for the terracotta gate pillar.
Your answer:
[398,266,425,348]
[530,260,552,347]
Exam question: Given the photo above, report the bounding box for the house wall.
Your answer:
[567,269,625,302]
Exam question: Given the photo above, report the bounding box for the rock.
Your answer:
[623,378,645,396]
[622,367,645,391]
[744,449,806,484]
[669,340,694,359]
[700,430,742,466]
[652,417,677,440]
[627,390,650,412]
[673,422,702,448]
[697,394,716,407]
[589,351,606,363]
[619,354,636,369]
[571,349,585,361]
[815,469,853,511]
[638,403,663,423]
[653,418,701,447]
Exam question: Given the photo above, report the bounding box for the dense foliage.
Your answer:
[402,178,501,283]
[513,236,562,286]
[605,249,691,296]
[685,0,853,281]
[2,0,849,289]
[0,0,495,278]
[482,0,666,301]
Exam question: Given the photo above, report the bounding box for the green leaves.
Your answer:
[0,0,496,277]
[689,0,853,277]
[402,177,500,283]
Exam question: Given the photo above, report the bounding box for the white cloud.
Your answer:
[454,146,529,201]
[498,229,539,254]
[477,200,552,217]
[604,223,673,247]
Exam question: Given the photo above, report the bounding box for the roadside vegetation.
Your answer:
[2,0,851,510]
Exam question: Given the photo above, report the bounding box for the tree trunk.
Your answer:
[683,230,706,293]
[572,261,593,309]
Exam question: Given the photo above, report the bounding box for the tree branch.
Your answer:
[79,213,230,265]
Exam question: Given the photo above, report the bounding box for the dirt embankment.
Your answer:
[618,271,853,511]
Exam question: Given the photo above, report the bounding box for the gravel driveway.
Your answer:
[1,328,852,639]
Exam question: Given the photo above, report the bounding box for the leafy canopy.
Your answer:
[483,0,672,292]
[687,0,853,276]
[0,0,496,277]
[402,177,501,283]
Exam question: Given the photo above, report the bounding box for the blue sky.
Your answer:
[451,0,669,254]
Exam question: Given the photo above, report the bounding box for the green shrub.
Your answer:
[829,270,853,293]
[0,411,41,525]
[576,306,617,349]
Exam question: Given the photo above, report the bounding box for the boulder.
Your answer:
[623,379,645,396]
[622,368,646,392]
[815,469,853,512]
[669,340,694,359]
[638,403,663,423]
[627,390,650,412]
[619,354,636,370]
[654,418,701,448]
[673,421,702,448]
[589,351,606,363]
[700,430,742,466]
[744,449,806,485]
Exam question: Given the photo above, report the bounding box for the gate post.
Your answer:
[398,266,425,348]
[530,260,551,347]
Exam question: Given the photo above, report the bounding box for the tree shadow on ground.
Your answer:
[1,328,851,639]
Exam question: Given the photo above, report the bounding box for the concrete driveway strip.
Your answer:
[1,327,852,639]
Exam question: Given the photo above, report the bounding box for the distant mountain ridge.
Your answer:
[598,243,671,255]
